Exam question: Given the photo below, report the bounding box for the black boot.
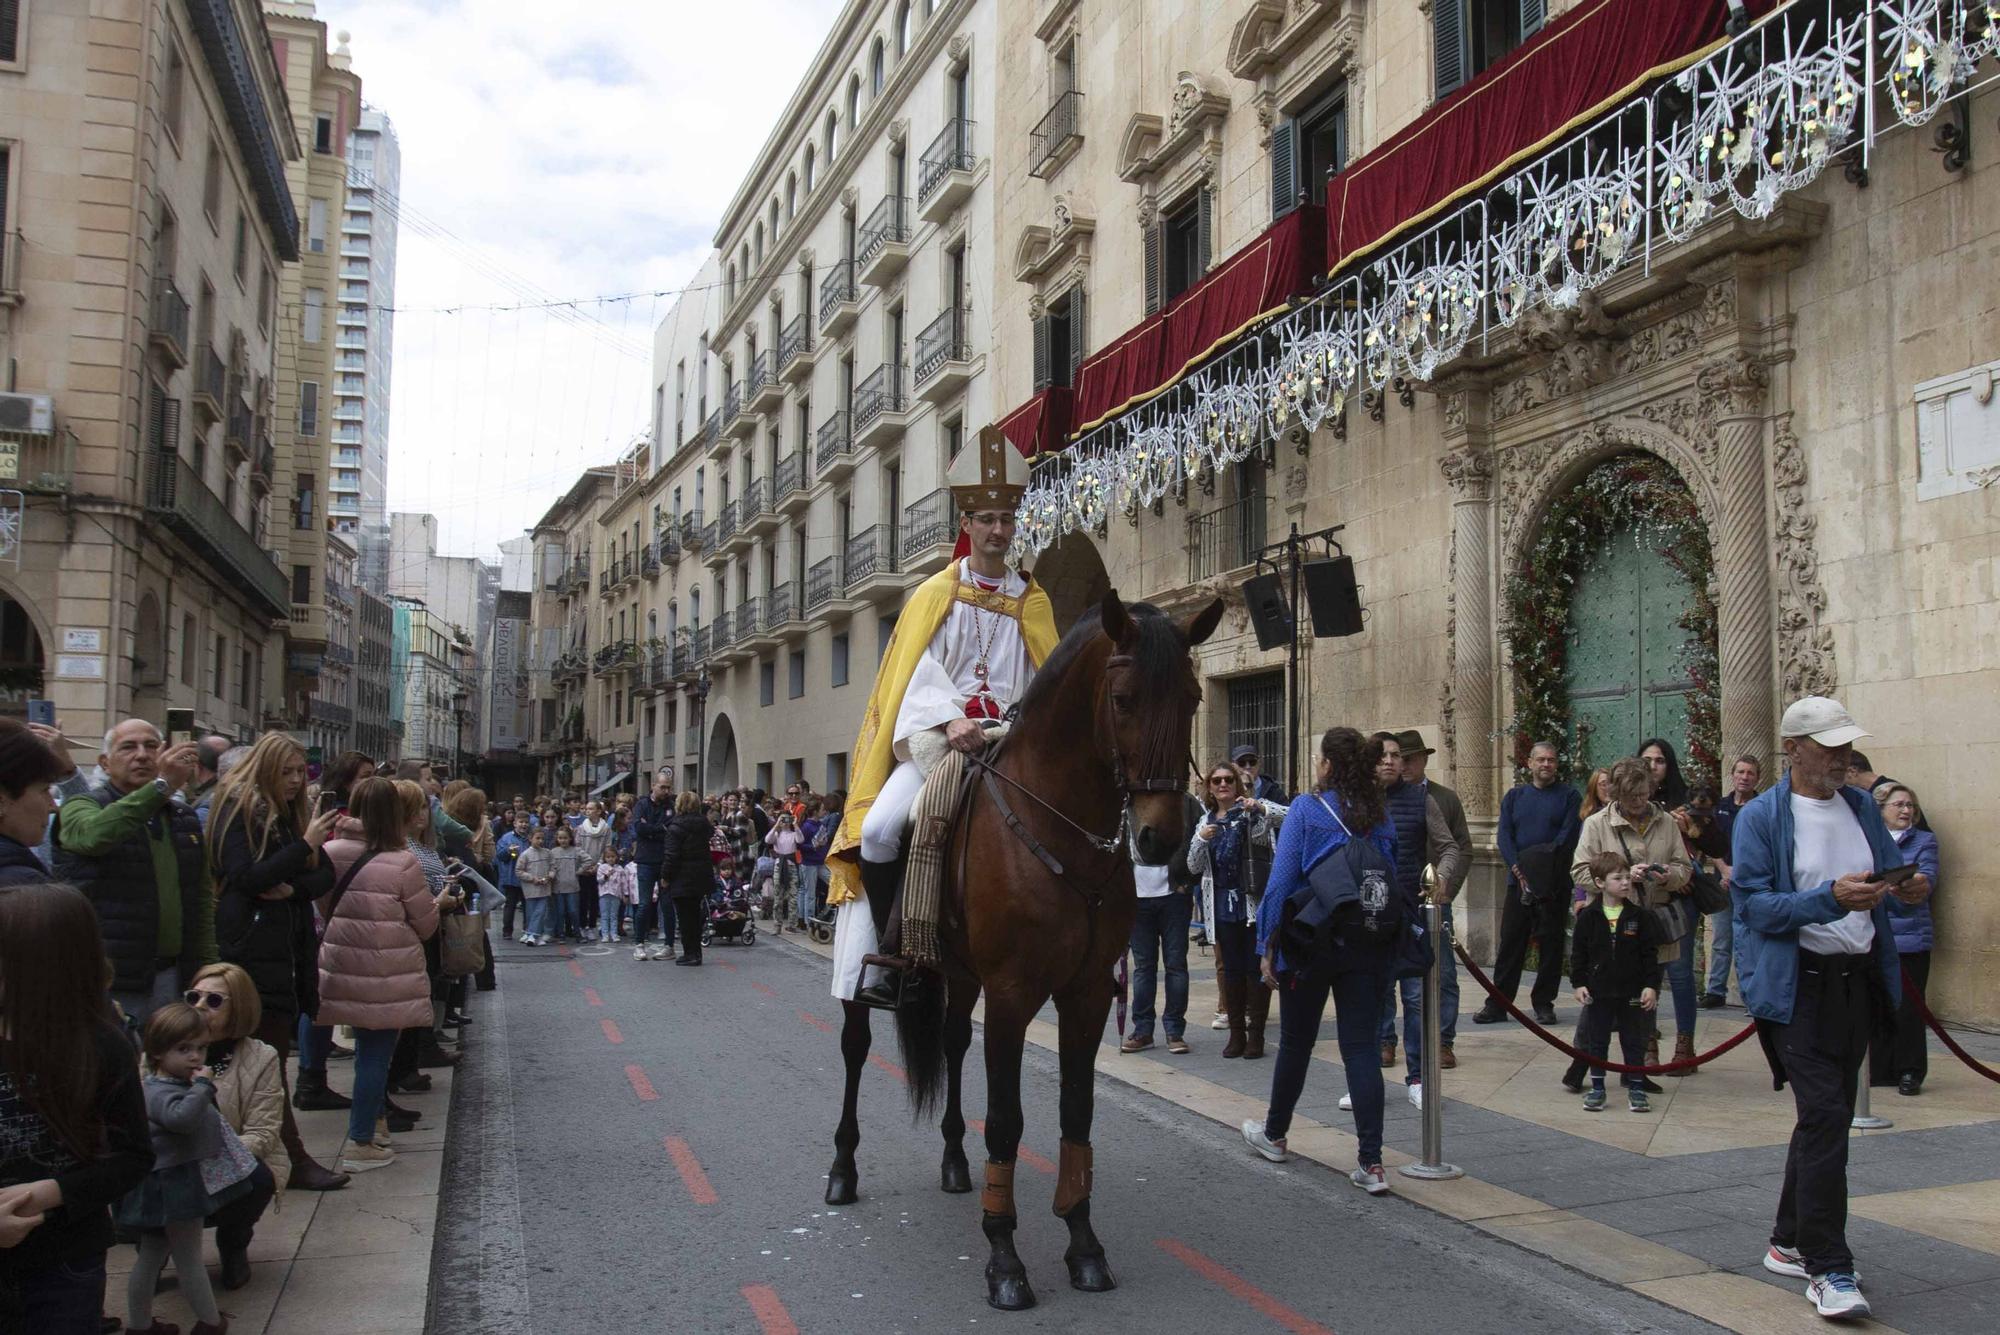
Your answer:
[292,1069,351,1112]
[853,856,909,1010]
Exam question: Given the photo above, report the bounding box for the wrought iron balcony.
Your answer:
[1188,493,1265,583]
[711,608,735,652]
[818,260,859,335]
[765,581,794,632]
[748,349,783,414]
[145,450,289,618]
[778,314,815,383]
[740,476,776,537]
[224,402,253,460]
[679,511,702,549]
[805,554,843,614]
[642,545,661,578]
[150,279,191,367]
[900,487,955,574]
[701,408,722,448]
[722,381,750,443]
[734,596,763,646]
[914,305,973,391]
[919,118,978,210]
[815,411,853,478]
[566,557,591,592]
[774,451,806,509]
[192,347,227,423]
[844,524,898,598]
[715,499,740,547]
[857,196,911,285]
[1029,92,1083,180]
[852,364,908,447]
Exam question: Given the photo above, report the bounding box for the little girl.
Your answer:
[597,851,636,944]
[550,824,584,942]
[119,1003,259,1335]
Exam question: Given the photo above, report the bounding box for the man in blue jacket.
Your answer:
[1730,697,1931,1322]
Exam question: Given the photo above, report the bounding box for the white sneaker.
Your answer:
[1806,1272,1870,1319]
[633,946,648,961]
[1210,1010,1229,1031]
[1764,1245,1809,1279]
[1241,1119,1289,1163]
[520,934,538,946]
[1338,1093,1355,1111]
[340,1142,396,1172]
[1349,1164,1389,1195]
[1407,1082,1424,1110]
[648,944,668,960]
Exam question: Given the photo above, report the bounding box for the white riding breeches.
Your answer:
[858,758,926,862]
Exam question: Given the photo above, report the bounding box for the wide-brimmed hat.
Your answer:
[1392,729,1435,758]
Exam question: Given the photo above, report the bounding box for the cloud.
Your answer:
[309,0,846,559]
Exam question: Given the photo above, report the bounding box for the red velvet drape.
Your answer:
[1326,0,1775,273]
[998,386,1074,459]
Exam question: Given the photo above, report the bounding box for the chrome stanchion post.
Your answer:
[1852,1042,1893,1131]
[1400,900,1463,1181]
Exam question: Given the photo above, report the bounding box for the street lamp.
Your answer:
[691,670,711,794]
[450,688,468,781]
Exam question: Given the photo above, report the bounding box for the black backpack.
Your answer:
[1280,796,1402,978]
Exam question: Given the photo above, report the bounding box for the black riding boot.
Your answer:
[855,856,922,1010]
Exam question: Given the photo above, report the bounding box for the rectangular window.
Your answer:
[756,762,774,795]
[788,648,805,699]
[212,633,227,698]
[180,613,197,686]
[314,115,333,154]
[784,758,803,789]
[238,648,252,708]
[294,472,315,529]
[233,211,247,285]
[1435,0,1543,102]
[303,289,323,343]
[203,136,222,224]
[308,198,326,254]
[299,381,318,436]
[162,39,187,145]
[292,564,311,604]
[877,613,896,663]
[759,659,775,706]
[1163,197,1202,302]
[826,752,848,793]
[257,265,273,333]
[831,632,849,687]
[1226,672,1286,787]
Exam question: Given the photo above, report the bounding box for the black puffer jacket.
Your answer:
[659,811,717,901]
[632,795,670,865]
[214,811,336,1026]
[52,782,210,994]
[0,833,51,886]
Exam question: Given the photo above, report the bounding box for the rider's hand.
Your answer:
[945,718,985,754]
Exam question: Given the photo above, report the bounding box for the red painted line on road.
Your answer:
[712,959,739,972]
[583,986,603,1007]
[625,1064,658,1101]
[753,980,778,998]
[1156,1238,1335,1335]
[567,958,585,979]
[798,1009,835,1033]
[868,1052,908,1085]
[556,943,573,958]
[741,1283,797,1335]
[601,1018,624,1045]
[969,1121,1055,1175]
[664,1135,719,1205]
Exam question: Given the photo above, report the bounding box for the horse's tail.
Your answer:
[893,981,949,1119]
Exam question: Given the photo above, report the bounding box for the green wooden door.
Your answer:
[1563,525,1697,774]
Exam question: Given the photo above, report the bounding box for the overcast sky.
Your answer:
[311,0,845,563]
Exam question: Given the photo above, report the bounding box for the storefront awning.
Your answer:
[588,770,632,798]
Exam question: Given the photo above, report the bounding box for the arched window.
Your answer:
[897,2,913,56]
[870,39,885,96]
[803,145,815,193]
[785,173,797,220]
[754,222,764,263]
[768,200,779,243]
[727,262,737,303]
[825,110,839,160]
[847,74,860,130]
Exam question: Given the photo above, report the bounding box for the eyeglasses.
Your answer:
[183,990,228,1010]
[1209,777,1237,787]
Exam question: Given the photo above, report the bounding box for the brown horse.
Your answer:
[824,590,1222,1311]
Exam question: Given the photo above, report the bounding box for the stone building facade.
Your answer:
[987,0,2000,1024]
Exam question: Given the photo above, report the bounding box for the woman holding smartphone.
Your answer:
[207,732,349,1192]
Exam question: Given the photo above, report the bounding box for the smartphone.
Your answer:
[26,699,55,726]
[1871,863,1921,886]
[165,707,195,747]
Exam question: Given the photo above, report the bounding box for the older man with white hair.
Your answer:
[1731,696,1931,1321]
[51,718,211,1021]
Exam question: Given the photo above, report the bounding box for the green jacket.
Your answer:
[54,780,214,993]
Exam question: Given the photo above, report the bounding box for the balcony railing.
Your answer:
[805,554,843,613]
[857,196,910,266]
[914,306,972,387]
[774,451,806,503]
[701,409,721,446]
[815,411,851,473]
[919,119,977,204]
[194,347,227,417]
[735,596,762,642]
[150,279,191,364]
[145,450,289,618]
[723,381,744,428]
[716,499,740,545]
[680,511,702,548]
[1029,91,1083,179]
[766,581,793,630]
[712,609,735,651]
[778,314,813,375]
[1188,492,1266,583]
[845,524,896,584]
[642,545,661,577]
[740,476,770,525]
[852,364,906,432]
[901,487,954,557]
[746,351,772,400]
[818,261,857,330]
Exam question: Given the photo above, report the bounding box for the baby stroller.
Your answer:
[702,888,758,947]
[806,900,837,945]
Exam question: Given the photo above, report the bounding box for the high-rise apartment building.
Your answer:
[342,105,399,596]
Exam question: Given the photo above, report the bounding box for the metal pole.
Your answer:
[1400,900,1463,1181]
[1852,1044,1893,1131]
[1285,522,1301,798]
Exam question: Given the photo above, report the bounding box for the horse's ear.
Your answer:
[1099,589,1132,645]
[1180,597,1225,648]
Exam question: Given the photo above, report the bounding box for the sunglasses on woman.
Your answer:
[1209,776,1237,787]
[183,990,228,1010]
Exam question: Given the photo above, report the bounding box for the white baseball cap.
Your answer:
[1779,696,1870,748]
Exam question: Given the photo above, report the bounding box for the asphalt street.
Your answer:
[429,930,1728,1335]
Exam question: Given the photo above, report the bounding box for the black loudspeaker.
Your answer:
[1242,573,1295,651]
[1302,556,1364,637]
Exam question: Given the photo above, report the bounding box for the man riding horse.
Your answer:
[826,426,1058,1010]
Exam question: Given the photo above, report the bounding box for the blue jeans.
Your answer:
[598,893,623,940]
[525,897,553,937]
[1705,908,1734,996]
[346,1026,400,1144]
[1265,966,1388,1167]
[794,868,817,925]
[1380,918,1459,1081]
[297,1013,333,1073]
[633,862,673,946]
[1127,891,1193,1041]
[1665,920,1697,1037]
[554,891,580,936]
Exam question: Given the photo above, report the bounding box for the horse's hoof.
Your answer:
[824,1170,858,1206]
[940,1155,973,1194]
[985,1269,1037,1312]
[1066,1252,1116,1293]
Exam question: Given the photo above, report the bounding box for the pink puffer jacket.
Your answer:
[317,836,439,1031]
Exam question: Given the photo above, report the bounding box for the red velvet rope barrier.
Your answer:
[1453,941,1758,1075]
[1902,972,2000,1085]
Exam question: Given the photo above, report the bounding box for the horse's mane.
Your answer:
[1017,601,1188,718]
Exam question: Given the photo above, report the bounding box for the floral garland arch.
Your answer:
[1500,452,1720,786]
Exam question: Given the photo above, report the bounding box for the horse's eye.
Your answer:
[1111,694,1134,713]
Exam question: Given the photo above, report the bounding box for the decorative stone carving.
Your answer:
[1442,392,1468,433]
[1439,445,1493,496]
[1770,421,1838,698]
[1027,292,1046,322]
[1171,73,1208,132]
[1499,416,1721,563]
[947,34,971,68]
[1052,195,1073,230]
[1136,195,1158,230]
[1443,444,1496,815]
[1695,350,1770,418]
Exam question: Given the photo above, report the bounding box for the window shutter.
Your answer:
[1270,118,1298,220]
[1032,315,1051,391]
[1520,0,1547,40]
[1434,0,1466,101]
[1196,188,1214,276]
[1143,222,1163,316]
[148,385,168,453]
[0,1,18,65]
[1067,289,1087,385]
[160,394,181,456]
